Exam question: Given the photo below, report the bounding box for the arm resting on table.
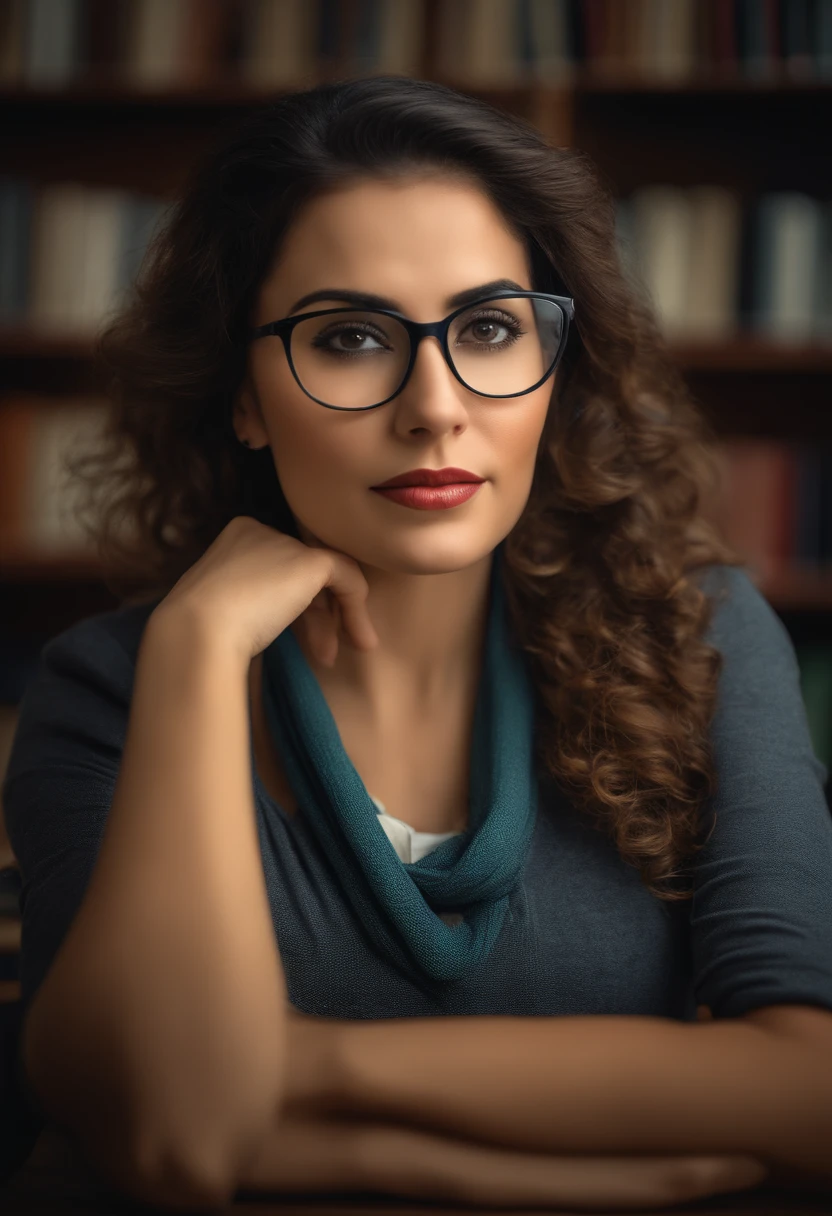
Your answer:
[237,1109,769,1210]
[19,613,289,1208]
[231,1006,770,1208]
[326,1007,832,1185]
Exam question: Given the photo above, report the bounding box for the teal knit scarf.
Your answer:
[260,542,539,983]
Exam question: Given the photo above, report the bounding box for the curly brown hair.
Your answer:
[68,74,746,901]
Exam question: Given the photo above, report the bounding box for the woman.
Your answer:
[4,76,831,1210]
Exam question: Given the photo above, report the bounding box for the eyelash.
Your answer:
[312,309,526,355]
[464,309,526,344]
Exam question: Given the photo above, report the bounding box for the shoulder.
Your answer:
[3,596,163,793]
[34,594,161,693]
[689,561,829,787]
[690,562,803,697]
[40,595,163,680]
[691,561,788,649]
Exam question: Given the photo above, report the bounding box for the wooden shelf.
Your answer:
[1,80,550,115]
[2,76,831,108]
[0,328,101,359]
[0,80,306,109]
[573,74,832,96]
[757,568,832,613]
[0,550,104,582]
[668,338,832,373]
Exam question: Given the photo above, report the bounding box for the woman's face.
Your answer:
[234,174,556,574]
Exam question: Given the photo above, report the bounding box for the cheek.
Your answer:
[493,395,552,468]
[271,412,365,507]
[276,425,335,484]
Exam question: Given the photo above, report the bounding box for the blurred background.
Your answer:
[1,0,831,998]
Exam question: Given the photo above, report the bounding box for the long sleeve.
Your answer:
[327,564,832,1177]
[687,563,832,1019]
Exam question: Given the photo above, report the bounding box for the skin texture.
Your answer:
[233,173,553,837]
[226,174,790,1206]
[231,1005,775,1208]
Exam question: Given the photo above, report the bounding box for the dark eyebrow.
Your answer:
[287,278,529,316]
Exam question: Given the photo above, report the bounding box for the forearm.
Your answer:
[24,610,288,1186]
[332,1014,832,1179]
[237,1110,768,1210]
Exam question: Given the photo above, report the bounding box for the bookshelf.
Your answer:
[2,0,832,819]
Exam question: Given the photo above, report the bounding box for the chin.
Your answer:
[333,530,501,577]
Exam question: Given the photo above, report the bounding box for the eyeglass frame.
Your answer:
[247,290,576,412]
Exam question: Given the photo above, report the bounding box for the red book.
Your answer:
[714,438,798,585]
[583,0,606,69]
[712,0,738,75]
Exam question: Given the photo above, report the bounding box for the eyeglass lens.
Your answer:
[289,296,566,409]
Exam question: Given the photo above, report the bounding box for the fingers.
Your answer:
[293,552,379,668]
[303,591,339,667]
[322,556,379,657]
[332,584,379,654]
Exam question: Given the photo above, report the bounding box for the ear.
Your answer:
[232,376,270,449]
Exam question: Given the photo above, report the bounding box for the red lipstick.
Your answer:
[372,483,483,510]
[370,467,485,511]
[371,466,484,488]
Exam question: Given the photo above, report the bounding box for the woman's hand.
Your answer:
[150,514,379,666]
[348,1126,770,1211]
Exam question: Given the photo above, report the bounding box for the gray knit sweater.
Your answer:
[4,563,832,1057]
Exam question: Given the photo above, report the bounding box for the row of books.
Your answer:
[704,437,832,582]
[1,392,832,579]
[436,0,832,86]
[2,174,831,343]
[616,188,832,343]
[0,396,112,555]
[0,179,167,332]
[0,0,425,88]
[1,0,831,92]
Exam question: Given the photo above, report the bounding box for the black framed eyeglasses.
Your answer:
[247,291,576,412]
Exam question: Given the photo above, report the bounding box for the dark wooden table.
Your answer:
[2,1125,832,1215]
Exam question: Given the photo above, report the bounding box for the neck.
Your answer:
[290,548,495,722]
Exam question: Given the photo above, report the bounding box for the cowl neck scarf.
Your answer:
[260,542,539,983]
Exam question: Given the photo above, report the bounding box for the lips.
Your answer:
[372,482,483,511]
[371,466,484,489]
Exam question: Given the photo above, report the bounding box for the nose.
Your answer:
[386,334,470,434]
[404,332,466,398]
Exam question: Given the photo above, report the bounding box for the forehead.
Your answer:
[258,175,532,315]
